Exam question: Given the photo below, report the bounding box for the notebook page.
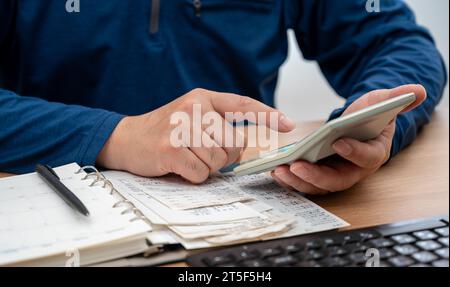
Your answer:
[0,163,150,265]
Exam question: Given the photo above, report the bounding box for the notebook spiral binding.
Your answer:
[75,166,151,225]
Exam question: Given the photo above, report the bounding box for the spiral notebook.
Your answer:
[0,163,152,266]
[0,163,349,266]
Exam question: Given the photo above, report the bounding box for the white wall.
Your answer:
[276,0,449,122]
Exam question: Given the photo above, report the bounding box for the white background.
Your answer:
[276,0,449,121]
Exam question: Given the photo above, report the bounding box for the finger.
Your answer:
[332,137,389,169]
[273,166,329,195]
[290,161,363,192]
[343,84,427,116]
[168,148,210,184]
[202,113,244,166]
[189,146,229,174]
[206,90,296,132]
[271,171,294,191]
[332,118,396,169]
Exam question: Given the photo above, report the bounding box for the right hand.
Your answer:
[97,88,295,183]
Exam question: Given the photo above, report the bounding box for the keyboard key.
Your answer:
[343,233,362,244]
[438,237,449,247]
[435,248,449,259]
[235,250,259,261]
[320,257,350,267]
[268,255,297,266]
[261,247,283,258]
[203,255,235,266]
[393,244,419,256]
[216,263,239,267]
[328,246,349,257]
[323,237,342,247]
[295,261,323,267]
[434,227,449,237]
[412,251,438,263]
[432,259,449,267]
[388,256,415,267]
[410,264,431,267]
[358,230,381,241]
[370,238,395,248]
[416,240,442,251]
[284,244,303,254]
[391,234,417,244]
[242,260,268,267]
[348,252,368,265]
[299,250,326,261]
[379,248,397,259]
[413,230,438,240]
[305,240,323,250]
[346,242,372,252]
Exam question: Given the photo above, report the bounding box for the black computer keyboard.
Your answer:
[187,216,449,267]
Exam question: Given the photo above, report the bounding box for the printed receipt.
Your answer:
[103,170,349,249]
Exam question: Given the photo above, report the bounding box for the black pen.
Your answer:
[35,164,90,216]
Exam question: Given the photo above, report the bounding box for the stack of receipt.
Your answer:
[104,171,349,249]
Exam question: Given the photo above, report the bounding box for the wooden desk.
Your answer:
[1,109,449,268]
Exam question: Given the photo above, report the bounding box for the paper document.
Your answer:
[111,176,263,225]
[111,174,254,210]
[104,170,349,249]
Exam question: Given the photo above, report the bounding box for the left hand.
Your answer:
[271,84,427,195]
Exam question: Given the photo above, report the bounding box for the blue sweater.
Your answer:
[0,0,447,174]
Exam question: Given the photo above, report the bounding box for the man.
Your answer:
[0,0,446,194]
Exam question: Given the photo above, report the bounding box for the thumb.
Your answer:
[207,91,296,132]
[344,84,427,116]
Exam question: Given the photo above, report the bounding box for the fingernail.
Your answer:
[274,169,284,177]
[333,140,353,156]
[280,114,296,130]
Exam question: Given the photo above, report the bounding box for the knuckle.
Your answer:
[191,88,206,95]
[225,147,241,163]
[212,149,228,168]
[238,96,254,107]
[184,159,200,172]
[366,155,381,168]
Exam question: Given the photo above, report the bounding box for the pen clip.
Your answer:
[44,165,60,179]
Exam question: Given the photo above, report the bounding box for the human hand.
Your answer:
[97,88,295,183]
[271,84,427,195]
